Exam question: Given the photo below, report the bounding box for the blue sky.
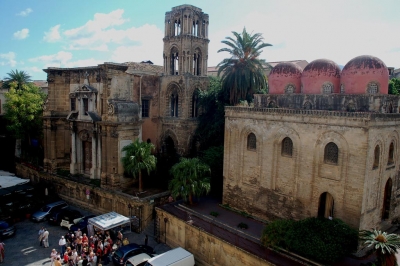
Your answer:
[1,0,400,80]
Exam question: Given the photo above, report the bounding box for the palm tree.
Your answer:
[217,28,272,105]
[168,157,211,204]
[121,139,157,192]
[3,69,32,90]
[359,229,400,266]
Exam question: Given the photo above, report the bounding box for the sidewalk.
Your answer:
[174,197,379,266]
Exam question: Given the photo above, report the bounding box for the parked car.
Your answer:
[112,243,154,266]
[60,209,83,229]
[0,220,16,238]
[69,215,96,234]
[31,201,69,222]
[125,253,154,266]
[48,208,69,225]
[144,247,195,266]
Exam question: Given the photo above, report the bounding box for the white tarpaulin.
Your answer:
[88,212,130,231]
[0,174,29,188]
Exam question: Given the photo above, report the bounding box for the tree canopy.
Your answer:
[217,28,271,105]
[168,157,211,204]
[121,139,157,192]
[2,69,32,90]
[389,78,400,95]
[4,82,46,139]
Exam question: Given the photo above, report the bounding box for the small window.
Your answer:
[285,85,295,94]
[373,145,380,169]
[367,82,378,94]
[142,99,149,118]
[388,142,394,165]
[322,83,333,94]
[247,133,256,150]
[83,98,88,115]
[304,102,312,110]
[324,142,338,165]
[281,137,293,157]
[70,98,76,111]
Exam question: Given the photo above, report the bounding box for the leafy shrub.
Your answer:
[261,217,358,264]
[238,222,248,229]
[261,219,294,249]
[210,211,219,217]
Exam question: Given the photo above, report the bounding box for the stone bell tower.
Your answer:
[159,5,210,155]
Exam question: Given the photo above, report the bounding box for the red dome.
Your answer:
[301,59,341,94]
[268,62,302,94]
[341,55,389,94]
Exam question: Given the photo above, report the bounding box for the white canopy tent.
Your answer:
[88,212,131,231]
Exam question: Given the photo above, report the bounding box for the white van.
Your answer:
[144,247,195,266]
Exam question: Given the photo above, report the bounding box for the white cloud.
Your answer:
[0,52,17,67]
[63,9,129,50]
[16,8,32,17]
[43,25,61,42]
[13,29,29,40]
[29,51,73,66]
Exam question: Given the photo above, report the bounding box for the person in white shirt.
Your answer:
[59,236,66,255]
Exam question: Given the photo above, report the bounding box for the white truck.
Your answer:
[144,247,195,266]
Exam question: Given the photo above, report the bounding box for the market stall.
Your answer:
[88,211,131,232]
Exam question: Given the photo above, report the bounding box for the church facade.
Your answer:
[223,56,400,229]
[42,5,209,189]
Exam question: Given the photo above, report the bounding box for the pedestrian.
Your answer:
[38,227,45,246]
[54,257,62,266]
[59,235,66,255]
[144,234,148,246]
[42,228,50,248]
[50,249,57,266]
[0,240,5,263]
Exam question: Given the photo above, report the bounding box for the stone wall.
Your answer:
[223,107,400,230]
[156,208,274,266]
[16,163,169,230]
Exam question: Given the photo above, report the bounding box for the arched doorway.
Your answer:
[318,192,334,218]
[382,178,393,220]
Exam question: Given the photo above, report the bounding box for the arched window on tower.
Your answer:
[170,47,179,75]
[281,137,293,157]
[191,90,199,117]
[388,142,394,165]
[247,133,256,151]
[192,20,199,36]
[373,145,380,169]
[193,49,202,76]
[174,19,181,36]
[170,93,179,117]
[324,142,338,165]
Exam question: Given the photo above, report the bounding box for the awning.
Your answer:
[0,176,29,188]
[88,212,130,231]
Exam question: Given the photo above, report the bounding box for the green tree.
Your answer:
[389,78,400,95]
[195,76,226,150]
[217,28,272,105]
[121,139,157,192]
[4,82,46,140]
[168,157,211,204]
[360,229,400,266]
[3,69,32,90]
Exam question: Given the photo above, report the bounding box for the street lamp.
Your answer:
[164,217,168,244]
[128,203,132,217]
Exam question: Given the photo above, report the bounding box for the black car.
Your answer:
[69,215,96,234]
[112,243,154,265]
[48,208,69,225]
[0,220,16,238]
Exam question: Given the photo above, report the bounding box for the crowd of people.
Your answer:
[39,227,130,266]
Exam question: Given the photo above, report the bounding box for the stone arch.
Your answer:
[191,88,200,117]
[193,47,203,76]
[318,192,335,218]
[170,46,179,75]
[382,177,393,220]
[160,129,179,155]
[387,131,399,166]
[239,125,263,186]
[272,127,301,194]
[313,131,349,181]
[166,82,183,117]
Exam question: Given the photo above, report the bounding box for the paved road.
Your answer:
[1,206,170,266]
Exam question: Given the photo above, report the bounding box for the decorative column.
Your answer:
[90,130,97,179]
[70,125,77,174]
